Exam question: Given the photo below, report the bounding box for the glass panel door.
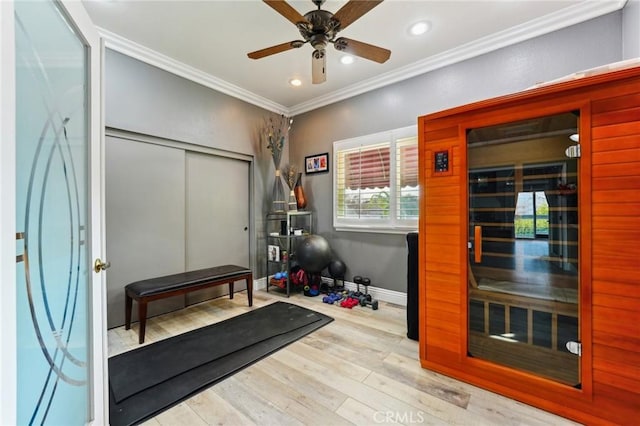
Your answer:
[467,112,580,386]
[15,1,91,423]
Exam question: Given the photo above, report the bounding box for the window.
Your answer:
[515,191,550,239]
[333,126,418,232]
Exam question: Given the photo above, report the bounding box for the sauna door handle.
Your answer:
[474,225,482,263]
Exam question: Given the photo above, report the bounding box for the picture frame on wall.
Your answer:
[268,244,280,262]
[305,153,329,174]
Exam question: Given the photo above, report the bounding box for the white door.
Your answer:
[3,0,106,424]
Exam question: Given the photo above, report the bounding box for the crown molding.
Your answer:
[97,0,625,117]
[288,0,626,115]
[98,27,289,115]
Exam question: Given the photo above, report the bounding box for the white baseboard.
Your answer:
[254,277,407,307]
[254,277,268,291]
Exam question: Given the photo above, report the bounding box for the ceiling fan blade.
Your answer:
[312,50,326,84]
[247,40,305,59]
[333,0,383,31]
[263,0,307,25]
[333,37,390,63]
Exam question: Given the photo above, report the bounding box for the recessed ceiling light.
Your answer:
[289,78,302,87]
[409,21,430,36]
[340,55,354,65]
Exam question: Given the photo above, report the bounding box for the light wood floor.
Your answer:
[108,289,581,426]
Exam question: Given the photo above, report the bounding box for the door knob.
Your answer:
[94,258,111,273]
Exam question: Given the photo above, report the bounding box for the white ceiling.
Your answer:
[82,0,626,115]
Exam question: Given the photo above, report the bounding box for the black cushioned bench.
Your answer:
[125,265,253,343]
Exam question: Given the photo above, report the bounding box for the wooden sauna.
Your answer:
[418,65,640,424]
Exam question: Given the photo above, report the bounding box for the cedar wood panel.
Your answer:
[418,66,640,425]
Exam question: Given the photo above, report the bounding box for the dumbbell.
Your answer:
[360,277,372,302]
[360,298,379,310]
[353,276,364,296]
[322,292,342,304]
[345,290,366,305]
[353,276,370,298]
[355,277,377,309]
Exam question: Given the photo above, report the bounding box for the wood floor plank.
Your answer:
[233,365,352,426]
[363,371,477,424]
[284,337,372,382]
[301,330,389,372]
[382,352,472,405]
[465,392,580,426]
[212,376,303,426]
[272,345,448,424]
[334,398,385,426]
[184,388,256,426]
[395,337,420,361]
[108,289,580,425]
[257,356,349,411]
[379,355,471,408]
[302,314,407,357]
[152,402,207,426]
[382,353,578,425]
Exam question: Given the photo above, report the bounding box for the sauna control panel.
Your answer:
[433,148,452,176]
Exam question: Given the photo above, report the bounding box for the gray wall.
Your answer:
[105,6,634,296]
[289,12,623,293]
[623,0,640,59]
[105,50,283,281]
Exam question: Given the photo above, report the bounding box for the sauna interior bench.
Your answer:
[125,265,253,343]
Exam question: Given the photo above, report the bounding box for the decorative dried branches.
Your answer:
[264,114,293,169]
[283,164,298,190]
[264,114,293,212]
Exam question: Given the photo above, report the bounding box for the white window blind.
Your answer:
[333,126,418,232]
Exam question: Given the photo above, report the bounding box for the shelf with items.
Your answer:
[265,211,313,296]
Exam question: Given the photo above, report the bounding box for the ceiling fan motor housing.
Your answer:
[248,0,390,84]
[298,9,340,51]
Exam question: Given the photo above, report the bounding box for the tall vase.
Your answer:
[271,169,286,213]
[294,173,307,210]
[288,189,298,212]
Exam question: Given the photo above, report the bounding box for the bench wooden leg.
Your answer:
[125,294,132,330]
[247,275,253,307]
[138,300,148,344]
[229,281,234,299]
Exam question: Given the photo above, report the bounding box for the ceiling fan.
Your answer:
[247,0,391,84]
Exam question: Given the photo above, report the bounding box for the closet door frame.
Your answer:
[105,128,255,324]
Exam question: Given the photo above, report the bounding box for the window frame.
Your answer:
[332,125,418,233]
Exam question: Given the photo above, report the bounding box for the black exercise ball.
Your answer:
[328,259,346,279]
[296,235,332,273]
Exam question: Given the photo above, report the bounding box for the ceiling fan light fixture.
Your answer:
[249,0,389,83]
[409,21,430,36]
[312,49,327,84]
[341,55,354,65]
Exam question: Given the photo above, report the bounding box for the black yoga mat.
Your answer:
[109,301,333,426]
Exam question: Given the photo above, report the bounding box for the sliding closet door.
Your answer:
[185,152,250,305]
[105,137,186,328]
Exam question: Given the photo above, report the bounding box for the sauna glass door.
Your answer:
[467,112,580,386]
